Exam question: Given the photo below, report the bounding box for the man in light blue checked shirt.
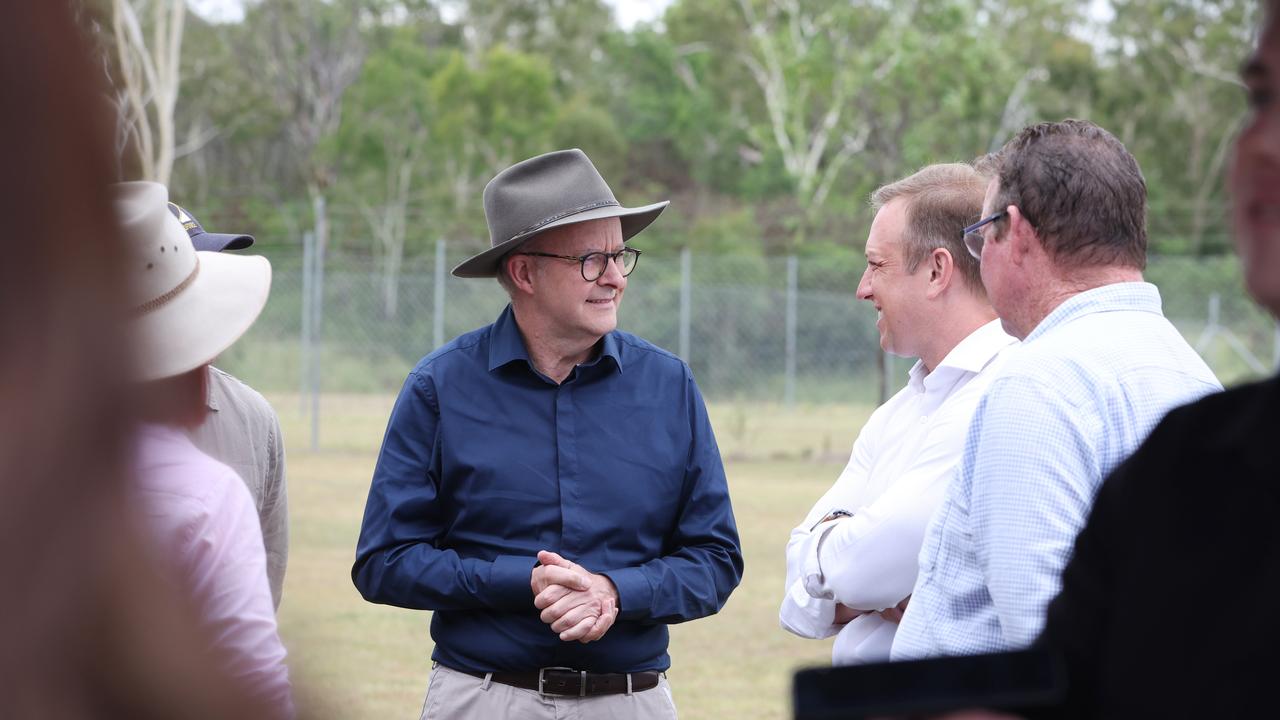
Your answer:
[891,119,1222,659]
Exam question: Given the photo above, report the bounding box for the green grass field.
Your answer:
[270,394,873,719]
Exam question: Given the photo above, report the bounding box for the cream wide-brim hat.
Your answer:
[114,181,271,382]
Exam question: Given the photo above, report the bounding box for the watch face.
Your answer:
[811,510,853,531]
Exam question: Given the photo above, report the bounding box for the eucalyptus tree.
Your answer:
[334,26,438,317]
[1102,0,1260,255]
[242,0,369,260]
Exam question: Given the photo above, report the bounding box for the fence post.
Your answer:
[784,255,798,407]
[300,230,313,416]
[679,247,692,362]
[309,202,326,453]
[433,239,447,349]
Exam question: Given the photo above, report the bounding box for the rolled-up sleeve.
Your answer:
[351,371,537,611]
[608,368,743,624]
[780,573,840,638]
[802,440,962,611]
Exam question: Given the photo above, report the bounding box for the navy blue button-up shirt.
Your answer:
[352,305,743,673]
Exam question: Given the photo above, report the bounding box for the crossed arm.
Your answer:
[780,371,1005,641]
[796,464,952,614]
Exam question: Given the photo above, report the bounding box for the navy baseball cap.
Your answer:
[166,202,255,252]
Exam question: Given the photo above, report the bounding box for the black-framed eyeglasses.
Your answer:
[962,211,1007,260]
[515,247,641,281]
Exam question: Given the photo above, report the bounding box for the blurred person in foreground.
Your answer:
[780,163,1017,664]
[352,149,743,719]
[892,119,1222,659]
[1030,3,1280,715]
[118,181,293,718]
[168,202,289,609]
[0,1,281,718]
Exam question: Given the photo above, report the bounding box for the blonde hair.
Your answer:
[870,163,988,294]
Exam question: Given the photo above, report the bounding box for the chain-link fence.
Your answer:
[216,242,1280,447]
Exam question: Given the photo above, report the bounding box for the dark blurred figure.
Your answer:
[1036,1,1280,717]
[0,2,275,718]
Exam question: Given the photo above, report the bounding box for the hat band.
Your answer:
[508,199,619,242]
[133,258,200,316]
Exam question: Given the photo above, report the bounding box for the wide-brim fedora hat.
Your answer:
[452,148,669,278]
[114,182,271,382]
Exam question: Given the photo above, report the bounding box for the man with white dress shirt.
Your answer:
[891,120,1222,661]
[780,163,1017,665]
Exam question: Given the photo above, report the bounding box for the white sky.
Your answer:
[188,0,675,30]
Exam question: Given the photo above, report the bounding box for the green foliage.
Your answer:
[550,96,628,181]
[164,0,1261,263]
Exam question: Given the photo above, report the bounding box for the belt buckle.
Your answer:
[538,666,586,698]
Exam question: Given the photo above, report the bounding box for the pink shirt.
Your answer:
[134,423,294,718]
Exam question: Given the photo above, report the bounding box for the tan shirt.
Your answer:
[189,366,288,609]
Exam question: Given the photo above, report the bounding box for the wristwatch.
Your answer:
[811,509,853,530]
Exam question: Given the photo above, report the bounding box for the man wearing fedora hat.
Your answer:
[117,181,293,718]
[168,201,289,611]
[353,149,743,719]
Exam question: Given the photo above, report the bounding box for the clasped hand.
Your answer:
[530,550,619,643]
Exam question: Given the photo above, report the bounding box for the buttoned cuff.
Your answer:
[489,554,540,608]
[780,579,839,639]
[800,521,842,600]
[603,567,653,622]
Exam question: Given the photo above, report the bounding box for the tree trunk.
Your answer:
[110,0,185,183]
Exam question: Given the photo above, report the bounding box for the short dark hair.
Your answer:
[971,151,1003,179]
[871,163,988,295]
[994,119,1147,269]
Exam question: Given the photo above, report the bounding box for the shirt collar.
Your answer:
[1024,281,1162,344]
[903,357,924,389]
[204,368,220,412]
[935,319,1018,375]
[487,304,624,376]
[587,332,624,374]
[487,304,530,371]
[906,318,1017,392]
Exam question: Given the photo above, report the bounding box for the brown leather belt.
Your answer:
[452,665,661,697]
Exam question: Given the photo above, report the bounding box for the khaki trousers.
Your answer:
[419,663,679,720]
